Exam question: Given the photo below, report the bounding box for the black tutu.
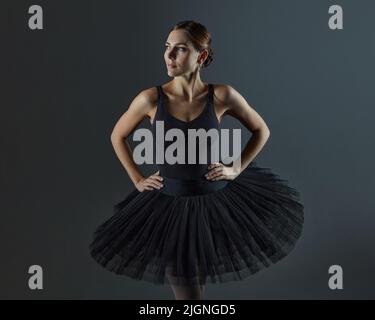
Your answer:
[89,161,304,286]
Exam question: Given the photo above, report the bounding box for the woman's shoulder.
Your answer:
[135,86,159,105]
[126,86,159,122]
[211,83,237,104]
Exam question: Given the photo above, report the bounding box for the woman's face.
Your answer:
[164,29,205,77]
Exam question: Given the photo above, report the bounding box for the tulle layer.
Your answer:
[89,161,304,286]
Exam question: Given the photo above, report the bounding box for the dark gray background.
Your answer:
[1,0,374,299]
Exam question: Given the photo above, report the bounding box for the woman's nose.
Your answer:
[168,49,176,60]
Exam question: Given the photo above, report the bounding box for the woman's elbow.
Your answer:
[254,125,270,138]
[264,126,270,138]
[110,131,126,144]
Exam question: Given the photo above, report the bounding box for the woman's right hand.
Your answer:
[135,170,164,192]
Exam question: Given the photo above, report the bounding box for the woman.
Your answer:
[89,20,304,300]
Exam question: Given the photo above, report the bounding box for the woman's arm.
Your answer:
[218,84,271,172]
[110,87,157,186]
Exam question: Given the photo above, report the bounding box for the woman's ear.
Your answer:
[198,49,208,64]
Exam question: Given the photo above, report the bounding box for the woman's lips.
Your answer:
[168,64,177,68]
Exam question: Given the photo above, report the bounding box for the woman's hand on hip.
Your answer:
[135,170,164,192]
[205,162,241,181]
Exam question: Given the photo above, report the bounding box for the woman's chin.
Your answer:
[167,69,180,76]
[167,70,176,77]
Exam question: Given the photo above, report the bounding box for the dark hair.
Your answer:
[170,20,213,68]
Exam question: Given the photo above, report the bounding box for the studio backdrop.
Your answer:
[1,0,374,300]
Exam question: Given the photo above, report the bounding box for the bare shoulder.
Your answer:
[111,86,159,139]
[212,83,254,113]
[210,83,238,122]
[132,86,158,110]
[211,83,242,105]
[128,86,158,122]
[211,83,269,132]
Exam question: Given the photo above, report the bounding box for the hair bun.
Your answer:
[203,47,213,68]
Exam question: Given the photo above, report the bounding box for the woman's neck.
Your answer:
[170,74,207,102]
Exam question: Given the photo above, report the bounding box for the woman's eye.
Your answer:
[165,45,186,52]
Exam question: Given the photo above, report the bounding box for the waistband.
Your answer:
[159,176,229,196]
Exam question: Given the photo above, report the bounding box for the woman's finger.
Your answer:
[151,175,164,182]
[209,171,223,179]
[206,166,222,178]
[212,174,225,181]
[208,162,221,169]
[149,177,164,187]
[146,180,162,189]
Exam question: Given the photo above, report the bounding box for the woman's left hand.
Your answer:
[205,162,241,181]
